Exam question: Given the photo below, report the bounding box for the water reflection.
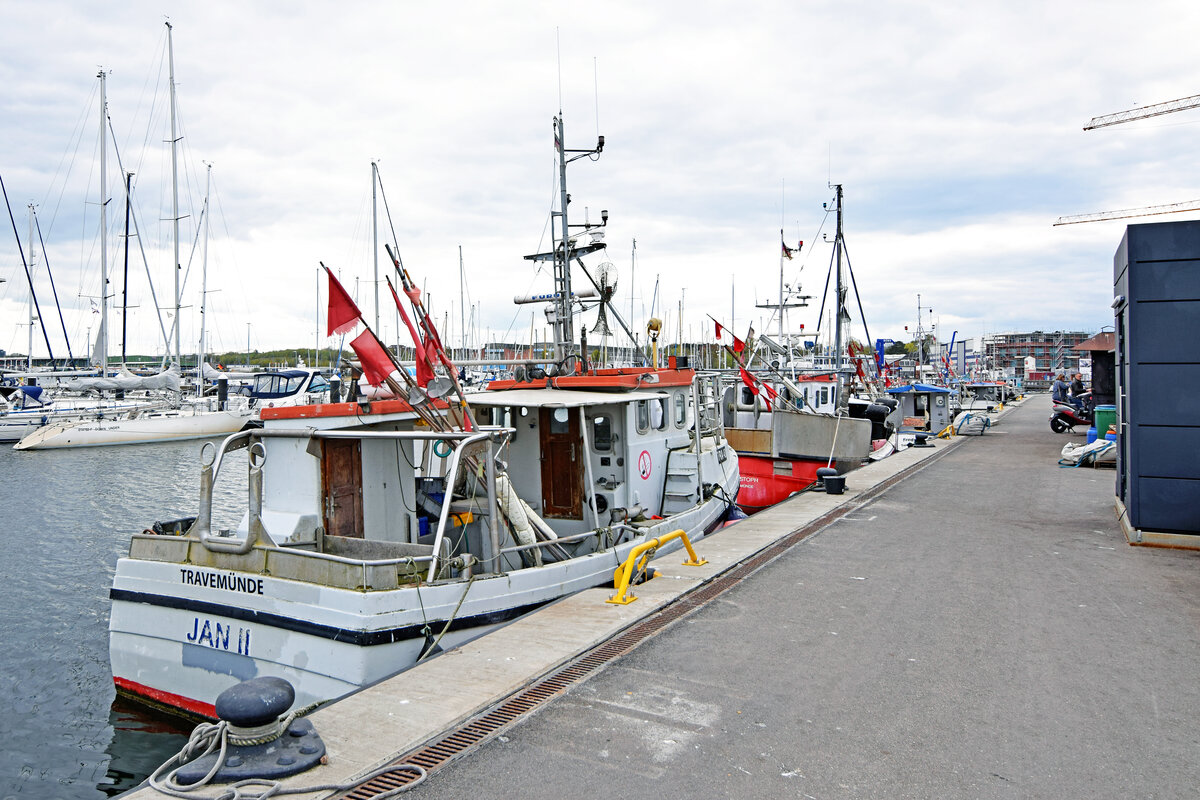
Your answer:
[96,699,191,796]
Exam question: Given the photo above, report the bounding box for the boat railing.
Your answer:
[693,372,725,445]
[191,425,511,582]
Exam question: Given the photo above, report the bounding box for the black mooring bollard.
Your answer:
[815,467,845,495]
[173,676,326,785]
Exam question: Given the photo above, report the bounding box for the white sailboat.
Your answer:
[15,26,287,450]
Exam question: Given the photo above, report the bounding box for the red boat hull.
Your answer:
[737,455,851,514]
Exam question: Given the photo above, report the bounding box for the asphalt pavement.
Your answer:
[411,398,1200,800]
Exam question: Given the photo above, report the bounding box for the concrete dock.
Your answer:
[127,397,1200,798]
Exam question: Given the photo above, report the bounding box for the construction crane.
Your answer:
[1084,94,1200,130]
[1055,93,1200,225]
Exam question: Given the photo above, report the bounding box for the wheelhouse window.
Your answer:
[636,400,650,433]
[674,391,687,427]
[739,386,756,407]
[550,407,571,434]
[592,415,613,451]
[652,398,667,431]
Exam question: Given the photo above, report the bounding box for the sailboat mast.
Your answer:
[167,21,182,369]
[122,171,132,364]
[197,162,210,395]
[371,161,379,333]
[98,69,109,375]
[27,205,35,370]
[458,245,466,359]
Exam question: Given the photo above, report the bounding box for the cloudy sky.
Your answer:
[1,0,1198,364]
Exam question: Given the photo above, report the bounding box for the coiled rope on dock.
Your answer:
[148,705,427,799]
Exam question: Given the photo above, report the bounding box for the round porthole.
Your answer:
[553,408,569,423]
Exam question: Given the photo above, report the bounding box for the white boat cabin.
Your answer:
[721,373,840,431]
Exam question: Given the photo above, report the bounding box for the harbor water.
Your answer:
[0,438,248,798]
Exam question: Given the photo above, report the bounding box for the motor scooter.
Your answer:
[1050,390,1092,433]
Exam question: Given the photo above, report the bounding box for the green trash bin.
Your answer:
[1094,404,1116,438]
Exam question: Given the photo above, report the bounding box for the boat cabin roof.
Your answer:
[485,366,694,392]
[888,383,953,394]
[261,397,437,422]
[467,387,668,409]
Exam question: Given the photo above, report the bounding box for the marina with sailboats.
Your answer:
[5,7,1195,798]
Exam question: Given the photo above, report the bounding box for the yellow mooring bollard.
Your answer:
[607,529,707,606]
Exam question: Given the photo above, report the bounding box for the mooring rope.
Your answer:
[148,704,427,799]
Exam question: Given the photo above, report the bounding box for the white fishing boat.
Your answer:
[108,111,741,718]
[717,185,896,513]
[720,370,876,513]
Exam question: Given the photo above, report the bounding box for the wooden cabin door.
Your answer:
[539,407,582,518]
[322,438,364,538]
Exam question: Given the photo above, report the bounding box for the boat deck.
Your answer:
[123,396,1200,798]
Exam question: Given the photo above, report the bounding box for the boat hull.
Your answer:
[727,410,872,513]
[735,453,859,513]
[109,457,738,718]
[0,401,159,443]
[14,409,249,449]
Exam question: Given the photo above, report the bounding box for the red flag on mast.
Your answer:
[739,366,758,394]
[324,266,362,336]
[350,330,396,387]
[714,320,724,340]
[387,279,434,388]
[761,380,777,412]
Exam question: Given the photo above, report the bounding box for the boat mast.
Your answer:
[167,21,182,370]
[833,183,844,375]
[371,160,379,334]
[27,205,35,370]
[98,69,109,375]
[523,114,604,361]
[122,171,132,365]
[197,162,210,395]
[630,237,637,359]
[553,115,574,359]
[459,244,466,360]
